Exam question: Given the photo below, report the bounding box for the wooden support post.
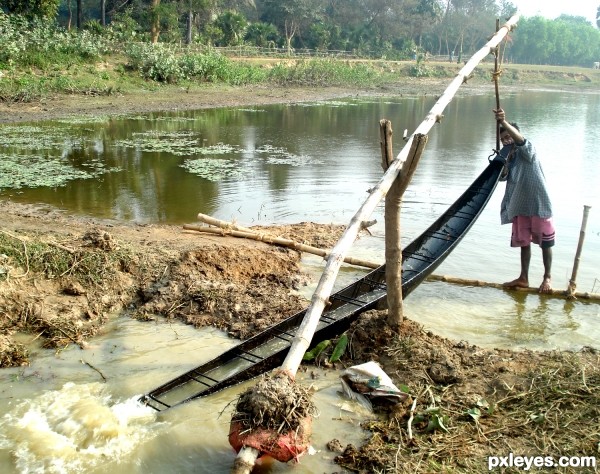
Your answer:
[379,119,399,317]
[379,120,429,329]
[565,205,591,299]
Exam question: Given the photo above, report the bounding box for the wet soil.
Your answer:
[1,82,599,473]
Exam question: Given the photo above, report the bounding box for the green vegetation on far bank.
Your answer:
[1,11,599,104]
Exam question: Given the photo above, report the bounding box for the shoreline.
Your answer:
[1,77,595,124]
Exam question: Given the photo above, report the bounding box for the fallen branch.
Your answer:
[183,224,380,269]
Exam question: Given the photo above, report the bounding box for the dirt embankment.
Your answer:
[0,200,349,366]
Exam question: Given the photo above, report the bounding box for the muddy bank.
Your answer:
[0,200,347,365]
[0,78,489,124]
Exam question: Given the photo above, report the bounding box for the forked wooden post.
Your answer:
[380,120,428,329]
[566,205,591,299]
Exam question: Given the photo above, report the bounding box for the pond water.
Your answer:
[1,88,599,473]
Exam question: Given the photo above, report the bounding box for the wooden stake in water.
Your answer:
[565,205,591,299]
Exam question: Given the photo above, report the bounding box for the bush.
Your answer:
[0,12,110,68]
[268,58,378,86]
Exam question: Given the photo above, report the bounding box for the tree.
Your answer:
[213,10,247,45]
[259,0,324,53]
[244,21,278,47]
[596,4,600,29]
[1,0,60,18]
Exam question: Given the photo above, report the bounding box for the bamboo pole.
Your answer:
[196,212,263,234]
[183,223,380,269]
[494,18,501,152]
[427,274,600,302]
[565,205,592,299]
[232,16,520,472]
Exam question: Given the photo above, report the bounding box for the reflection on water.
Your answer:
[406,281,599,351]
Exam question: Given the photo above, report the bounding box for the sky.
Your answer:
[509,0,599,25]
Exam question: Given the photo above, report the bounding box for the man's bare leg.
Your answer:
[503,245,531,288]
[538,247,553,293]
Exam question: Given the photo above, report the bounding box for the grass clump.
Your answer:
[0,229,135,287]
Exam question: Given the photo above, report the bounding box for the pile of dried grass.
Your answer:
[231,372,318,432]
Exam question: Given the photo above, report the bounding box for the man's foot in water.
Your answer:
[538,276,552,294]
[503,277,529,289]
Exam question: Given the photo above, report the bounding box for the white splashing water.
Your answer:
[0,382,163,474]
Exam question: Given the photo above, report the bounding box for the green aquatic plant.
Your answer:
[0,153,120,190]
[0,125,80,150]
[193,143,245,155]
[55,115,112,125]
[180,158,249,181]
[255,144,322,166]
[114,135,245,157]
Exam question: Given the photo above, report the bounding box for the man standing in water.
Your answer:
[494,108,555,293]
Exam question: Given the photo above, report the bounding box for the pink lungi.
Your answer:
[511,216,555,248]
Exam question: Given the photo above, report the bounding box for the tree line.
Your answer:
[2,0,600,67]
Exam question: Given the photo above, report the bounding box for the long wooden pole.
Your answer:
[232,16,520,472]
[183,223,380,268]
[427,274,600,301]
[566,205,592,298]
[494,18,501,152]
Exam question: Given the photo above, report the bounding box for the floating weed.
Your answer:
[0,125,79,150]
[55,115,111,125]
[194,143,245,155]
[180,158,250,181]
[266,154,320,166]
[114,136,245,157]
[0,153,120,190]
[114,131,200,154]
[294,100,358,108]
[255,144,322,166]
[236,108,266,113]
[154,116,202,122]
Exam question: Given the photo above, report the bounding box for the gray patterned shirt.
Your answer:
[499,139,553,225]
